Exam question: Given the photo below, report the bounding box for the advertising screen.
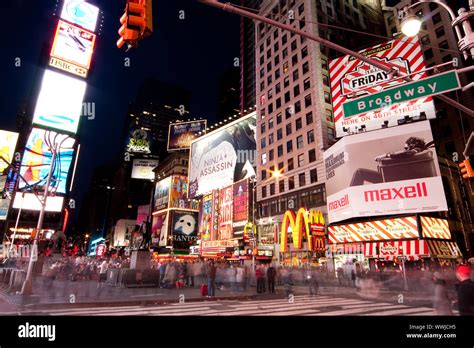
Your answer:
[189,112,256,198]
[232,179,249,238]
[199,194,213,242]
[218,185,233,240]
[131,159,158,180]
[19,128,76,194]
[32,70,87,134]
[151,213,168,247]
[153,177,171,211]
[420,216,451,239]
[13,193,64,212]
[0,175,10,220]
[136,205,150,225]
[324,121,447,223]
[126,129,152,154]
[171,210,199,250]
[61,0,99,32]
[169,175,189,208]
[328,216,419,244]
[51,20,96,71]
[168,120,207,151]
[0,130,19,173]
[329,37,435,137]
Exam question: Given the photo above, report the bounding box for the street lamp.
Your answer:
[399,0,474,60]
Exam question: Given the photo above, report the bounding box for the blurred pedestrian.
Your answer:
[455,265,474,316]
[432,272,453,315]
[207,260,217,298]
[256,264,266,294]
[351,269,356,288]
[267,264,276,294]
[236,265,244,292]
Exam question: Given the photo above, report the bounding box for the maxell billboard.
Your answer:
[329,37,436,137]
[188,112,256,198]
[324,121,447,224]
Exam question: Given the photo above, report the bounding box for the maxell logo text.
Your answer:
[364,182,427,202]
[328,194,350,211]
[18,323,56,341]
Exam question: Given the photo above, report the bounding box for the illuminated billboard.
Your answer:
[0,175,10,220]
[189,112,256,198]
[232,179,249,238]
[51,20,96,72]
[420,216,452,239]
[19,128,76,194]
[329,37,435,137]
[32,70,86,134]
[131,159,158,180]
[171,210,199,250]
[328,216,419,244]
[168,120,207,151]
[126,129,152,154]
[324,121,447,224]
[13,193,64,212]
[0,130,19,173]
[153,177,171,211]
[61,0,99,32]
[218,185,233,240]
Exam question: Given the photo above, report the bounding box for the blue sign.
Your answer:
[61,0,99,32]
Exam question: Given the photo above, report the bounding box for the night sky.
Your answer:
[0,0,240,223]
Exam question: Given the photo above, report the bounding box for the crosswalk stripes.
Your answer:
[0,295,439,316]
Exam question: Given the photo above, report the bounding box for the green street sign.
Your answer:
[343,70,461,118]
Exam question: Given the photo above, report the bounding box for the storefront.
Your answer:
[425,240,463,267]
[327,243,368,274]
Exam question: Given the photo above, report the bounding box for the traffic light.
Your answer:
[459,159,474,179]
[117,0,153,49]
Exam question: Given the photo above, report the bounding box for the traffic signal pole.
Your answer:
[198,0,474,119]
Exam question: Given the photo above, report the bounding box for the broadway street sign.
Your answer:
[343,70,461,118]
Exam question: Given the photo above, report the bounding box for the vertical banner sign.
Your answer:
[211,190,220,241]
[218,185,233,240]
[0,175,10,220]
[232,179,249,238]
[169,175,188,208]
[199,194,213,241]
[171,210,199,250]
[0,130,19,173]
[329,37,435,137]
[153,177,171,211]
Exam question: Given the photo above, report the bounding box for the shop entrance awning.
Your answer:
[364,240,429,261]
[426,240,462,259]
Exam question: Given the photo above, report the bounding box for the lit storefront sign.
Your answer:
[280,208,325,252]
[328,216,419,244]
[420,216,452,239]
[426,240,462,259]
[364,240,429,261]
[61,0,99,32]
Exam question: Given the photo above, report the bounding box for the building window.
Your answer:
[277,113,282,124]
[326,109,333,122]
[306,112,313,125]
[260,68,264,78]
[304,77,310,90]
[268,103,273,113]
[298,3,304,15]
[432,12,441,25]
[278,161,284,170]
[291,40,297,51]
[262,186,267,198]
[421,35,430,45]
[321,58,328,70]
[284,91,291,103]
[307,130,315,144]
[275,69,281,79]
[270,183,275,195]
[310,169,318,183]
[298,154,305,167]
[295,101,301,113]
[261,170,267,180]
[302,61,309,74]
[279,180,285,193]
[260,81,265,92]
[283,48,288,58]
[275,54,280,65]
[269,149,274,161]
[282,34,287,44]
[284,76,290,87]
[304,94,312,107]
[276,97,282,108]
[285,107,292,119]
[267,62,272,72]
[292,54,298,65]
[323,75,330,87]
[273,29,278,39]
[261,137,266,148]
[424,48,434,60]
[328,127,335,139]
[261,123,266,134]
[288,158,294,171]
[274,41,279,51]
[301,46,308,58]
[261,153,267,165]
[293,69,299,81]
[267,75,272,85]
[289,176,295,190]
[442,54,452,63]
[269,133,274,145]
[277,128,283,140]
[297,135,304,149]
[278,145,283,157]
[299,173,306,187]
[309,149,316,162]
[435,26,445,38]
[294,84,300,97]
[283,62,289,73]
[267,49,271,59]
[275,83,281,94]
[260,55,264,65]
[286,123,292,136]
[287,140,293,153]
[268,118,274,129]
[268,89,273,99]
[439,40,449,50]
[296,117,302,130]
[324,91,331,104]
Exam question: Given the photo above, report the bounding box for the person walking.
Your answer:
[207,261,217,298]
[97,259,108,288]
[236,265,244,292]
[455,265,474,316]
[267,264,277,294]
[256,264,266,294]
[351,269,357,288]
[308,268,320,296]
[432,272,453,315]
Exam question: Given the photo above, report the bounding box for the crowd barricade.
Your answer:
[8,270,26,292]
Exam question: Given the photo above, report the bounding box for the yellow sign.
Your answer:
[280,208,325,252]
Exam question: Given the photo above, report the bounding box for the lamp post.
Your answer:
[399,245,409,291]
[400,0,474,60]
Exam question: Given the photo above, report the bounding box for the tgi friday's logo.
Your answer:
[341,57,410,99]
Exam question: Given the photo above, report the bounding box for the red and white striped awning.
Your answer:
[364,240,429,261]
[426,240,462,259]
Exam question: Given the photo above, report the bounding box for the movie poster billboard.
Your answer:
[19,128,75,194]
[171,210,199,250]
[189,112,256,198]
[0,130,19,173]
[151,213,168,247]
[324,121,447,224]
[168,120,207,151]
[329,37,436,137]
[232,179,249,238]
[131,159,158,180]
[154,177,171,211]
[136,205,149,225]
[218,185,233,240]
[169,175,189,208]
[199,194,213,241]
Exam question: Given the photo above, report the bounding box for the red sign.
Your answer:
[96,244,106,258]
